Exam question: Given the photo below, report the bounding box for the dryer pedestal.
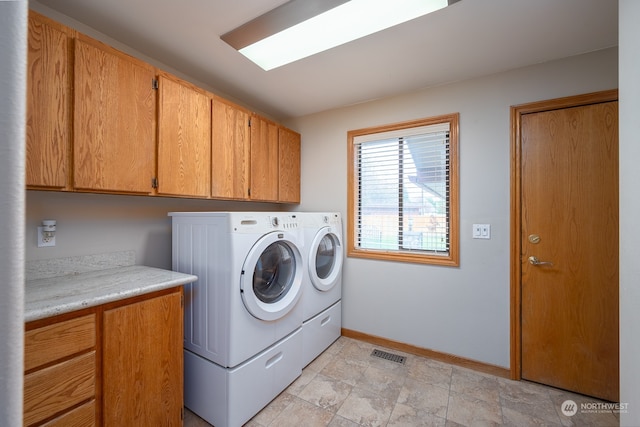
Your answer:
[301,300,342,367]
[184,328,302,427]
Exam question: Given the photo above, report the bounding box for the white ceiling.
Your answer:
[32,0,618,121]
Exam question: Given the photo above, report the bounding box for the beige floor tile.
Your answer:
[357,365,407,401]
[298,373,353,412]
[328,414,362,427]
[336,387,395,426]
[501,405,563,427]
[498,379,562,425]
[446,391,503,426]
[321,356,368,386]
[338,338,377,364]
[397,377,449,418]
[269,397,335,427]
[387,402,447,427]
[450,367,500,405]
[307,348,339,373]
[407,356,453,390]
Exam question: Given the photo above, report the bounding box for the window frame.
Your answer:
[347,113,459,266]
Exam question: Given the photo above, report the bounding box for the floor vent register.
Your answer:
[370,349,406,364]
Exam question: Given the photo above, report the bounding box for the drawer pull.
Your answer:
[265,352,283,369]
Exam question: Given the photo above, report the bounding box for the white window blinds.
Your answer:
[354,122,451,254]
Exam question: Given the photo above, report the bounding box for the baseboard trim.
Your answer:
[341,328,510,379]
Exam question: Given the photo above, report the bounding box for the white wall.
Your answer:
[287,47,618,368]
[0,1,27,424]
[619,1,640,425]
[26,191,285,268]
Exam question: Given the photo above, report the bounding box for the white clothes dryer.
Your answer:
[299,212,343,367]
[170,212,305,427]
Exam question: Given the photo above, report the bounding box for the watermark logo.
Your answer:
[560,399,629,416]
[561,400,578,417]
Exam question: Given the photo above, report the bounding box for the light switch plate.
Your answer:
[472,224,491,239]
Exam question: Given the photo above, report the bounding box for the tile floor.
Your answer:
[184,336,620,427]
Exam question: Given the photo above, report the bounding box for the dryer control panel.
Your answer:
[270,214,300,230]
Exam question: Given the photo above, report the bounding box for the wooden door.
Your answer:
[74,37,156,194]
[518,96,618,401]
[157,74,211,198]
[250,114,279,201]
[211,98,250,199]
[103,291,183,426]
[278,127,301,203]
[25,12,72,189]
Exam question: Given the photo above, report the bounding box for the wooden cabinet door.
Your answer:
[250,114,279,201]
[278,127,301,203]
[157,74,211,198]
[103,291,183,426]
[73,37,156,194]
[211,98,250,199]
[26,12,72,189]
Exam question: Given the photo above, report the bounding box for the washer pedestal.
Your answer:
[184,328,302,427]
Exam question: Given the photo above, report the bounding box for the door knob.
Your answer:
[528,256,553,266]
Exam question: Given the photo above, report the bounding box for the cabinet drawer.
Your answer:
[41,400,95,427]
[25,314,96,371]
[24,351,96,426]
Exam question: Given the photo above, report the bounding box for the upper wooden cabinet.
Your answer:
[211,97,250,200]
[73,36,157,194]
[157,74,212,198]
[250,114,279,202]
[278,127,301,203]
[25,11,300,203]
[25,12,72,189]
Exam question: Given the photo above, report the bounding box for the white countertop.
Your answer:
[25,265,197,322]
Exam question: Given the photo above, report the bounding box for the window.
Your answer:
[347,113,459,266]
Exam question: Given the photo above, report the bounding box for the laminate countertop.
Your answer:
[25,265,197,322]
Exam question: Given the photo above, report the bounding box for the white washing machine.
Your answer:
[170,212,305,427]
[299,212,343,367]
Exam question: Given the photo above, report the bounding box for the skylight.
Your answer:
[222,0,455,71]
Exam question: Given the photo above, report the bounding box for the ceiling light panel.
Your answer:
[222,0,453,71]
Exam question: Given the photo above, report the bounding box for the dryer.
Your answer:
[299,212,344,367]
[170,212,304,427]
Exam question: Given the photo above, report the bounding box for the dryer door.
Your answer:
[241,231,303,321]
[308,226,343,292]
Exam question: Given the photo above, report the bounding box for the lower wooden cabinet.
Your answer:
[24,287,183,427]
[103,291,183,426]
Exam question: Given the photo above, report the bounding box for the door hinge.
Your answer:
[181,293,184,308]
[151,177,158,189]
[248,117,252,127]
[152,78,159,90]
[248,188,251,197]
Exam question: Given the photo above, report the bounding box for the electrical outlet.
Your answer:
[37,226,56,247]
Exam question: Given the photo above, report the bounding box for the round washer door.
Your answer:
[241,231,303,321]
[308,227,343,292]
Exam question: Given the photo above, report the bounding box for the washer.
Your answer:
[170,212,304,427]
[299,212,343,367]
